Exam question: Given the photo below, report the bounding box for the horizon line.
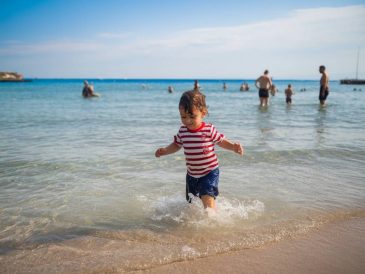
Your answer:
[23,77,334,81]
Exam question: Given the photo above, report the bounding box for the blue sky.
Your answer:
[1,0,365,79]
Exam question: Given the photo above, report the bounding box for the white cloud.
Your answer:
[145,5,365,52]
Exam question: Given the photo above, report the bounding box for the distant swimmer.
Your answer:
[319,65,329,106]
[285,84,294,105]
[223,82,227,90]
[270,84,278,96]
[168,85,174,93]
[240,83,244,91]
[255,70,272,107]
[240,82,249,91]
[82,80,89,97]
[82,80,100,98]
[193,80,201,92]
[244,82,249,91]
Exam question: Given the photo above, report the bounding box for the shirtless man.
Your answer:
[255,70,272,107]
[319,65,329,106]
[285,84,294,105]
[193,80,201,92]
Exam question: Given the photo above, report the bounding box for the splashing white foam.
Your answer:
[138,193,265,227]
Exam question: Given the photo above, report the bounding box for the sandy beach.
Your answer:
[0,217,363,273]
[137,217,365,274]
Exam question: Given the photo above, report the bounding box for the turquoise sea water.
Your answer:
[0,79,364,271]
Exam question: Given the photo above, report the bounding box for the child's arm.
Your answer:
[155,142,181,157]
[218,139,244,156]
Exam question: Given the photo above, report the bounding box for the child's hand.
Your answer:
[155,148,166,157]
[155,143,181,158]
[234,143,244,156]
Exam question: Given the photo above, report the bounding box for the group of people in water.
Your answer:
[255,66,329,107]
[83,65,329,108]
[167,66,329,107]
[255,70,292,107]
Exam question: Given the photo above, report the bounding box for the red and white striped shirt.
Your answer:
[174,122,225,178]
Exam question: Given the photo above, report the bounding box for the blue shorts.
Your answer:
[319,86,329,101]
[259,88,269,98]
[186,168,219,203]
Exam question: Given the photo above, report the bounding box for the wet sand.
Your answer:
[138,217,365,274]
[1,217,364,273]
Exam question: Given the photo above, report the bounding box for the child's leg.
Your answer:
[201,195,216,209]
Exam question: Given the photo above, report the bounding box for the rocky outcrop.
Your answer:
[0,72,29,82]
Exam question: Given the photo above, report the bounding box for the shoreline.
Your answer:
[0,217,364,273]
[136,217,365,274]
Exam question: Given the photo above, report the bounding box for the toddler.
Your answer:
[155,90,243,209]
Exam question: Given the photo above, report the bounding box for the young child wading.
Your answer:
[155,90,244,209]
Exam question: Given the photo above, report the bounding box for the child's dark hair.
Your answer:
[179,90,208,115]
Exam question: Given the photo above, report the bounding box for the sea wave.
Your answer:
[1,208,364,273]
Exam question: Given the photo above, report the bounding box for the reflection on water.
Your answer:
[255,105,275,148]
[315,107,327,146]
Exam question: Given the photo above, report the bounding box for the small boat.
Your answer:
[340,47,365,85]
[340,79,365,85]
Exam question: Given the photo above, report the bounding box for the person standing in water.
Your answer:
[319,65,329,106]
[223,82,227,91]
[193,80,201,92]
[285,84,294,105]
[255,70,272,107]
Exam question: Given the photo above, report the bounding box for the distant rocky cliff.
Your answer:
[0,72,25,81]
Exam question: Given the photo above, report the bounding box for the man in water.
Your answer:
[193,80,201,92]
[285,84,294,105]
[255,70,272,107]
[319,65,329,106]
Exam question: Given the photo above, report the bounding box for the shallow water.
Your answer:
[0,79,364,270]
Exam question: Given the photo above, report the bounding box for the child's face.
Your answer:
[179,107,206,131]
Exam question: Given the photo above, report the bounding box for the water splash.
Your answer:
[138,193,265,228]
